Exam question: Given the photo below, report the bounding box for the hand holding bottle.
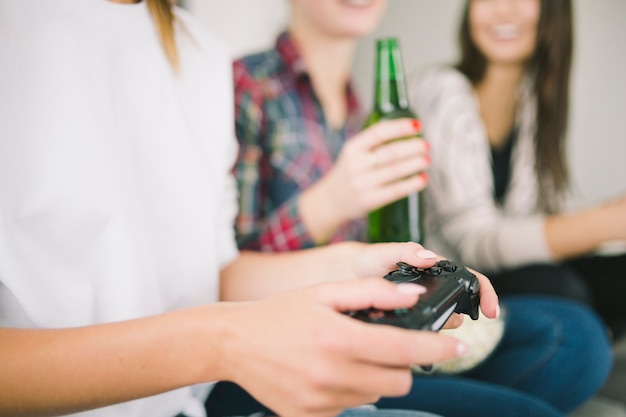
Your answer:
[324,118,428,217]
[299,38,426,245]
[298,118,429,244]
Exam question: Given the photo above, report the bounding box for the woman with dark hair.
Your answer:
[213,1,614,417]
[411,0,626,336]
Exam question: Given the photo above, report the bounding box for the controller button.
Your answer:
[438,260,451,267]
[443,265,457,272]
[397,262,416,275]
[368,310,386,320]
[429,267,442,275]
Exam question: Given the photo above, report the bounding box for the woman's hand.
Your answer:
[215,278,468,417]
[609,194,626,242]
[225,242,500,324]
[338,241,501,322]
[299,118,430,244]
[546,192,626,259]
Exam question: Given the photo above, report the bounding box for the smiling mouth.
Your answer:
[491,24,521,40]
[342,0,374,6]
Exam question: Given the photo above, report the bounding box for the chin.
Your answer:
[482,44,535,65]
[341,25,379,37]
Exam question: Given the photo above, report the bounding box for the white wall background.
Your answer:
[187,0,626,208]
[185,0,288,59]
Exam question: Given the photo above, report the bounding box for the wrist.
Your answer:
[601,199,626,241]
[194,302,255,383]
[299,179,347,244]
[171,304,241,384]
[323,241,369,282]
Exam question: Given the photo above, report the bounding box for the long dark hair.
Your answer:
[456,0,573,212]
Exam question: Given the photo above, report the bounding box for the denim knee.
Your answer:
[339,406,442,417]
[468,295,612,413]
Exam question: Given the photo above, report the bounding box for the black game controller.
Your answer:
[350,260,480,331]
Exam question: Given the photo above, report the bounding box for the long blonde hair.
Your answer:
[146,0,179,70]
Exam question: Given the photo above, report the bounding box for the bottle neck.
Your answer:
[374,39,410,113]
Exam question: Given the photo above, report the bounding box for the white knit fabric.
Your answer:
[410,66,552,272]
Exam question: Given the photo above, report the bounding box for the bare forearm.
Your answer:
[0,306,227,417]
[546,198,626,259]
[220,242,365,301]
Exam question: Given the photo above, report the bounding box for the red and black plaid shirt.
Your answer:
[233,32,366,251]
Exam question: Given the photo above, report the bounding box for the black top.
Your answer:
[490,128,518,204]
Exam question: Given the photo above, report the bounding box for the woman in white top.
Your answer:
[0,1,501,417]
[411,0,626,337]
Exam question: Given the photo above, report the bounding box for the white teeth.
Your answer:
[343,0,373,6]
[492,24,520,39]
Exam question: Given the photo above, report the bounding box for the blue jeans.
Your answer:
[205,296,612,417]
[377,296,612,416]
[475,296,612,411]
[487,255,626,338]
[189,407,442,417]
[339,406,441,417]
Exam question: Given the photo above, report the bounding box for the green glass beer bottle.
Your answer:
[364,37,424,244]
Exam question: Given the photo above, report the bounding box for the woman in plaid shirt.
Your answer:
[233,6,428,252]
[210,1,612,417]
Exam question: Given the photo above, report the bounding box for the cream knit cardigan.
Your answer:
[410,66,555,272]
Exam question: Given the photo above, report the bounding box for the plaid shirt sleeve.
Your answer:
[233,61,317,252]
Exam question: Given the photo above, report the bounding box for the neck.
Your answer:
[288,24,356,129]
[475,63,525,147]
[478,63,525,95]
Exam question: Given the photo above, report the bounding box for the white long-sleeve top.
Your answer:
[410,66,553,272]
[0,2,238,416]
